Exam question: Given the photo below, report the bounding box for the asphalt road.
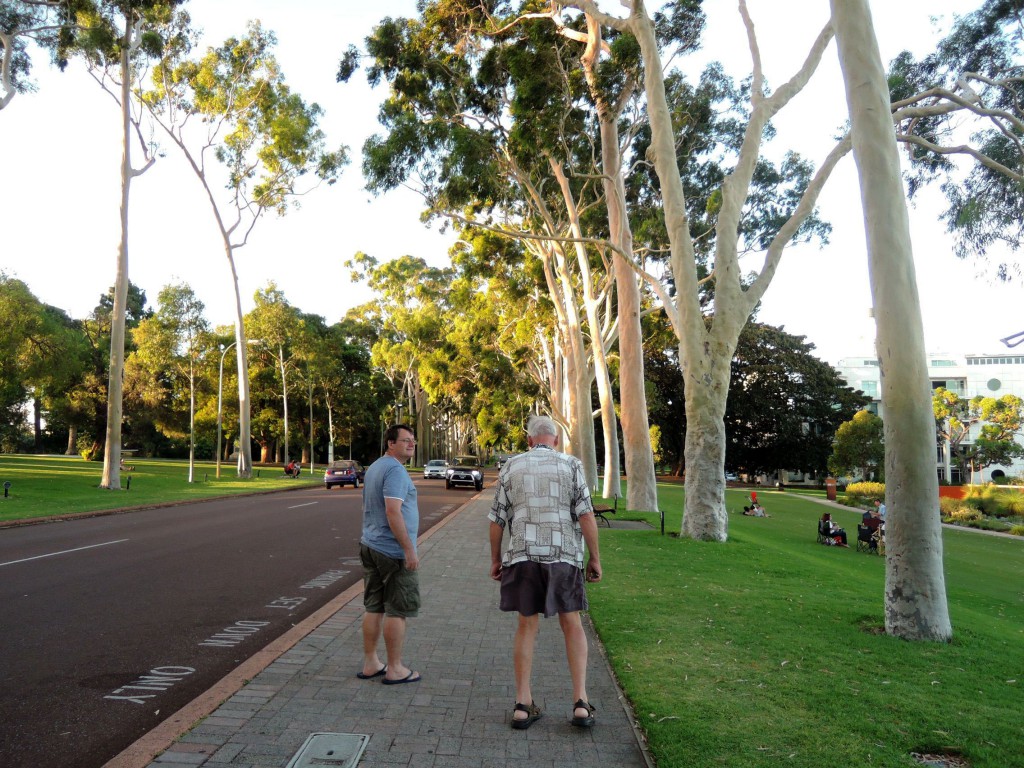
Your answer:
[0,475,475,768]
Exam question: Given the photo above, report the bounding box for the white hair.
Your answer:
[526,414,558,438]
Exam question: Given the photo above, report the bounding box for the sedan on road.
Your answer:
[324,460,365,489]
[446,456,483,491]
[423,459,448,479]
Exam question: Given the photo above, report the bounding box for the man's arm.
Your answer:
[384,497,419,571]
[489,521,504,580]
[579,512,602,582]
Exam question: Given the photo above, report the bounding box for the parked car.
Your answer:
[725,472,739,482]
[446,455,483,491]
[423,459,448,479]
[324,459,365,489]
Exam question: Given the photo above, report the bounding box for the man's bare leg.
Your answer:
[513,613,540,719]
[559,611,591,718]
[382,615,417,681]
[361,611,385,677]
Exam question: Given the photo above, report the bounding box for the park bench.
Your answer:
[592,502,617,527]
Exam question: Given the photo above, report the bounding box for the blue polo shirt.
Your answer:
[360,455,418,560]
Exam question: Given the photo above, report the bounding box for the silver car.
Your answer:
[423,459,448,479]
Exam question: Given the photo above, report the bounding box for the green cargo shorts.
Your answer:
[360,544,421,618]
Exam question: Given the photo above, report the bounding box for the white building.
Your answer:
[835,351,1024,484]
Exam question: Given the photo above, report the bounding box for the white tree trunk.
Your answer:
[279,344,290,463]
[187,360,195,483]
[100,33,134,491]
[229,255,254,477]
[603,127,656,510]
[831,0,951,642]
[581,11,658,510]
[549,157,621,498]
[325,388,335,464]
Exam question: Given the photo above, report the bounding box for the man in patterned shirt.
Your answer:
[488,414,602,730]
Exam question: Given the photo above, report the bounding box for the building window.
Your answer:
[930,359,957,367]
[862,380,878,397]
[932,379,966,395]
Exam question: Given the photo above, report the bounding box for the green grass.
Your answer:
[588,485,1024,768]
[0,454,320,522]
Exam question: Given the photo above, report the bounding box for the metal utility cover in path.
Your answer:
[285,732,369,768]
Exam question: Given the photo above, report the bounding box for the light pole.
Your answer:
[217,339,262,479]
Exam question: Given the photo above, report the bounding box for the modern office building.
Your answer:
[835,351,1024,484]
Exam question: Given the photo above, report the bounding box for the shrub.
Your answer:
[963,485,1002,515]
[943,505,983,523]
[845,481,884,503]
[76,436,101,462]
[939,497,964,517]
[1000,493,1024,517]
[1010,525,1024,537]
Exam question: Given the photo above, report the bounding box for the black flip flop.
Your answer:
[356,665,387,680]
[382,670,421,685]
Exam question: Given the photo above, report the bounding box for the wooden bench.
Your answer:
[592,504,616,527]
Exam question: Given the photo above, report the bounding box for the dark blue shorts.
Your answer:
[499,561,587,618]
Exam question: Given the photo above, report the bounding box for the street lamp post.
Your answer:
[217,339,262,479]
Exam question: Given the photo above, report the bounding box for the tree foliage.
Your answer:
[828,409,885,480]
[725,323,868,476]
[889,0,1024,277]
[933,386,1024,479]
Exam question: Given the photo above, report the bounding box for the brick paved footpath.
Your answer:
[143,497,652,768]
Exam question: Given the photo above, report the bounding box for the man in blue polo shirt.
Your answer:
[358,423,421,685]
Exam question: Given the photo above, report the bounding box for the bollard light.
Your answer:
[126,476,131,491]
[3,481,10,498]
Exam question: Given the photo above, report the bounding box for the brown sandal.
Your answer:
[571,698,595,727]
[511,701,542,730]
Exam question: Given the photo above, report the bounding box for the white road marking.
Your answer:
[287,502,318,509]
[0,539,130,568]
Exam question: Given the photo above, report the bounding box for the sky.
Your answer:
[0,0,1019,366]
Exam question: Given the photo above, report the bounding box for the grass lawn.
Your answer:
[588,486,1023,768]
[0,454,321,523]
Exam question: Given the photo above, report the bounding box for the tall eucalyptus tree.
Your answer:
[831,0,953,642]
[554,0,844,539]
[142,20,347,477]
[61,0,181,488]
[343,2,634,493]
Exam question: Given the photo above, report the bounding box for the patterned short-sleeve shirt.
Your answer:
[488,444,594,568]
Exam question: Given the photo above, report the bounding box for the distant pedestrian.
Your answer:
[488,414,602,730]
[358,424,422,685]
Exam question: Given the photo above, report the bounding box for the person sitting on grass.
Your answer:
[743,503,768,517]
[285,460,301,478]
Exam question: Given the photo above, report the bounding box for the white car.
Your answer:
[725,472,739,482]
[423,459,448,479]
